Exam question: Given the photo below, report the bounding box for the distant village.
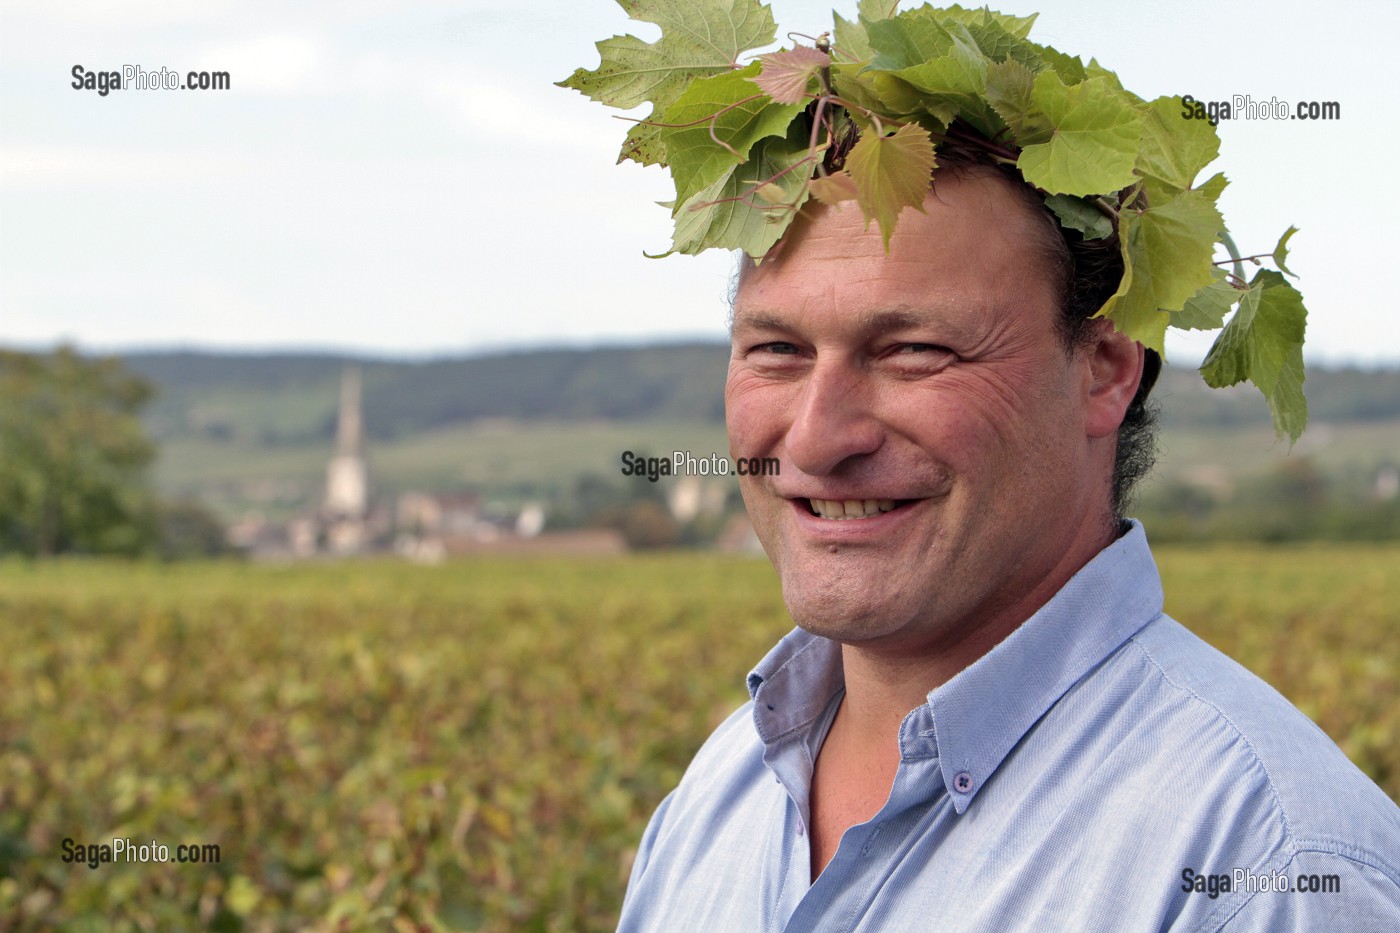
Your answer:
[224,367,760,561]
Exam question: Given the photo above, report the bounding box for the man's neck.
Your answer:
[833,516,1124,745]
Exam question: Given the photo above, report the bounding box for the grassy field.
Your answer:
[1,546,1396,930]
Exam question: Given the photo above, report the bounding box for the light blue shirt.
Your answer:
[618,523,1400,931]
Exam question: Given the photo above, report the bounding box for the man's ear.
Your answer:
[1081,320,1145,439]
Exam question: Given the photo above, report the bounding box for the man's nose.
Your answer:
[783,358,883,476]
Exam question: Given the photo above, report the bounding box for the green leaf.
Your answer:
[556,0,778,163]
[1104,186,1223,349]
[1045,194,1113,240]
[753,45,829,104]
[888,25,995,131]
[866,7,959,71]
[1171,267,1240,331]
[808,172,859,203]
[984,58,1040,136]
[961,16,1043,69]
[1200,269,1309,442]
[670,125,812,257]
[1039,44,1086,84]
[1197,171,1228,202]
[832,61,887,115]
[1135,95,1221,205]
[871,71,946,120]
[1016,73,1143,196]
[618,122,666,165]
[661,64,804,211]
[856,0,898,19]
[834,10,874,62]
[845,122,937,248]
[1272,225,1299,277]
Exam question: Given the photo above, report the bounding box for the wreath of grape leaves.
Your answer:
[559,0,1309,441]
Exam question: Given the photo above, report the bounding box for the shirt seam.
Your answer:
[1126,627,1296,842]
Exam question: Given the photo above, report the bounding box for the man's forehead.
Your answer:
[733,173,1063,303]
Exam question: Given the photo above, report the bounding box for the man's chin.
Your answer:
[779,575,915,646]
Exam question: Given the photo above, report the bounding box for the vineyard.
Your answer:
[2,546,1396,930]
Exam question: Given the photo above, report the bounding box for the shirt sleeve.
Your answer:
[618,789,676,917]
[1210,849,1400,932]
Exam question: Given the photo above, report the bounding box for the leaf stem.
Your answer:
[1218,230,1246,284]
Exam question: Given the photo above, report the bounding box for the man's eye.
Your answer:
[889,343,958,372]
[755,342,799,356]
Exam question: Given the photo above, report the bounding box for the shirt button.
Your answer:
[953,771,974,794]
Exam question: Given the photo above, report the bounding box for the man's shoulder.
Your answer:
[1111,613,1400,873]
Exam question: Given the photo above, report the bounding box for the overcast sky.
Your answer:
[2,0,1396,366]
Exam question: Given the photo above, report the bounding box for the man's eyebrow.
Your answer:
[731,305,976,339]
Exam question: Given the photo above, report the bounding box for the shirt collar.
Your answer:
[926,521,1163,811]
[745,522,1164,813]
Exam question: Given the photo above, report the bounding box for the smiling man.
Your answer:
[614,163,1400,931]
[560,2,1400,927]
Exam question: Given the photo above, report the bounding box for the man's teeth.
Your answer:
[808,498,898,520]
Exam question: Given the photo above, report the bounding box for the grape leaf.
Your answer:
[835,0,901,61]
[662,64,803,211]
[1095,217,1134,329]
[860,0,900,18]
[753,45,830,104]
[984,58,1042,137]
[1171,267,1240,331]
[1039,44,1086,84]
[832,62,887,117]
[961,16,1043,69]
[670,126,812,256]
[1104,186,1222,349]
[888,25,997,131]
[867,8,960,71]
[1045,194,1112,240]
[834,10,873,62]
[1273,225,1298,277]
[1136,95,1220,205]
[845,122,937,247]
[871,71,952,123]
[557,0,778,164]
[809,172,859,203]
[1200,269,1309,442]
[619,122,666,165]
[1016,73,1143,196]
[933,4,1038,40]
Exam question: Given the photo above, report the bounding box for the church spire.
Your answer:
[335,364,362,456]
[324,363,369,542]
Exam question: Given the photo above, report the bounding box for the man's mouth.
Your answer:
[805,498,904,520]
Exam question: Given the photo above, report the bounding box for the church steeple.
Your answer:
[324,364,369,546]
[335,364,362,457]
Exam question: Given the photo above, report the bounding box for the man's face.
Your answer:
[726,171,1130,659]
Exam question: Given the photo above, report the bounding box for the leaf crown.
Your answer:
[560,0,1309,440]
